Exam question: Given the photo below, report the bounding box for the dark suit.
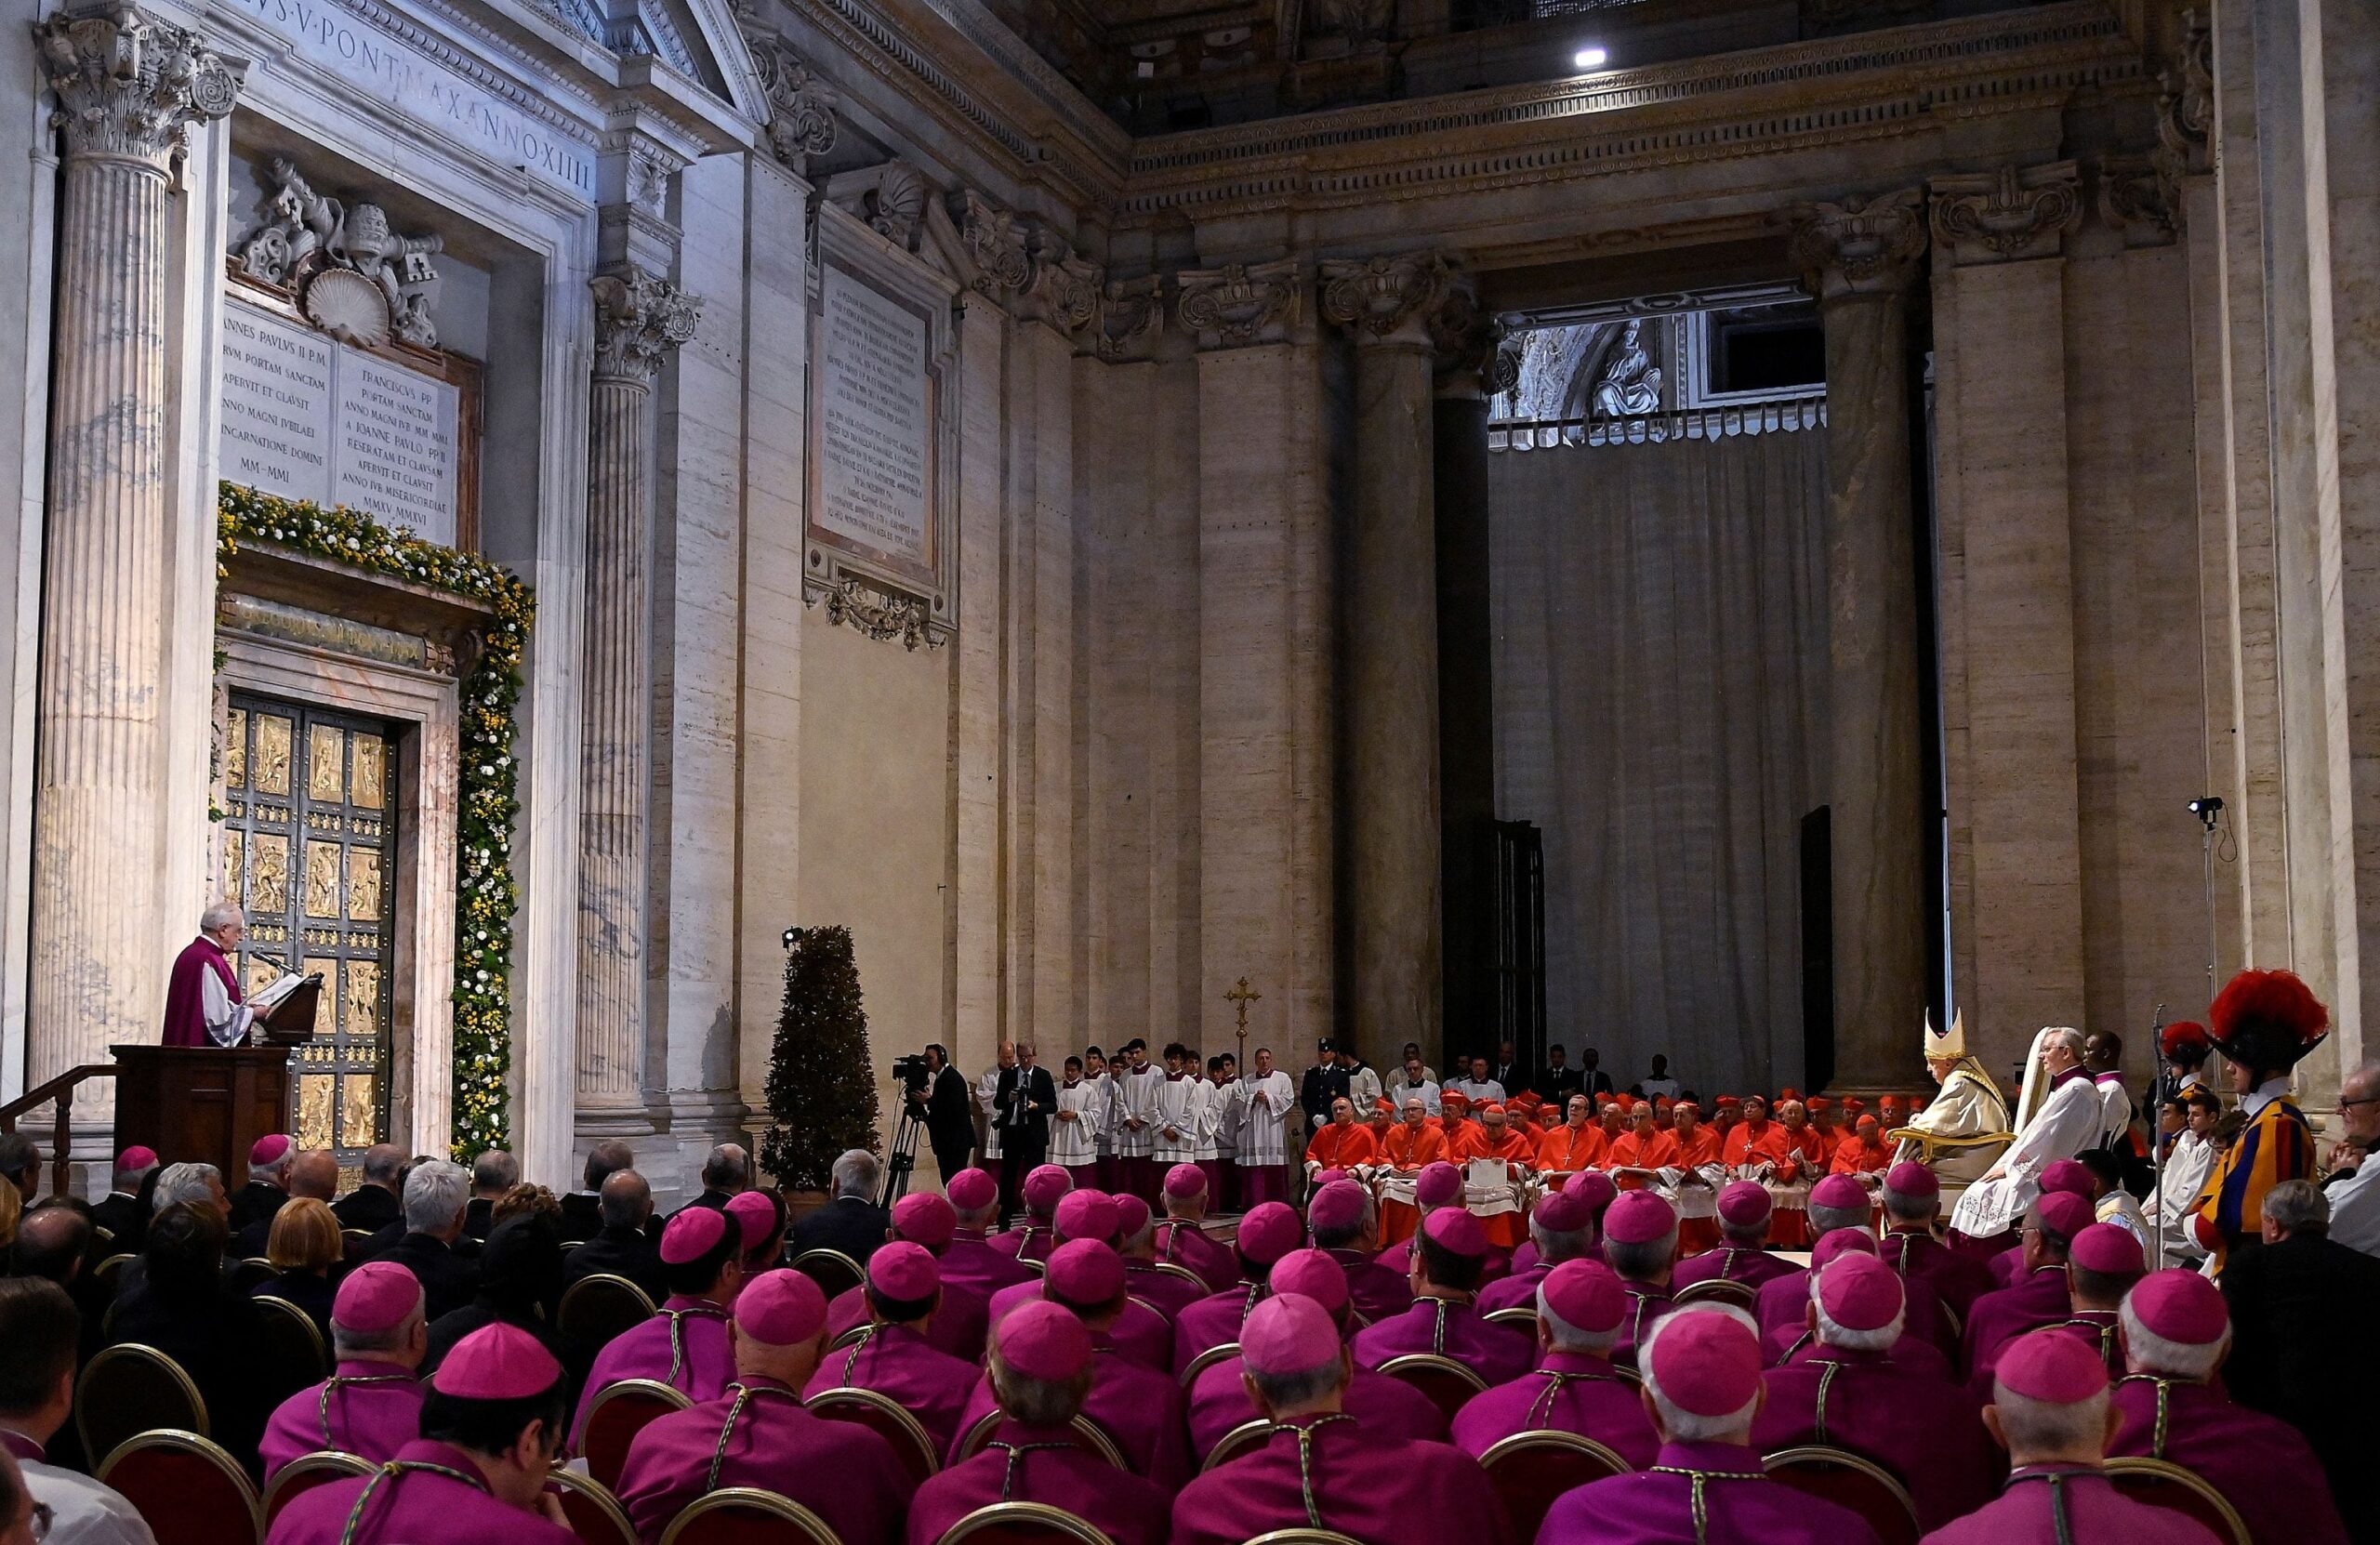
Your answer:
[1491,1063,1524,1095]
[88,1191,146,1253]
[377,1231,482,1321]
[787,1195,892,1265]
[1579,1069,1616,1098]
[921,1064,976,1182]
[227,1181,288,1236]
[331,1185,403,1235]
[463,1196,496,1241]
[2221,1231,2380,1542]
[1539,1066,1586,1103]
[993,1063,1058,1227]
[563,1222,667,1301]
[112,1274,274,1473]
[1298,1063,1351,1128]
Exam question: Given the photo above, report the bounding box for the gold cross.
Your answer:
[1224,977,1262,1050]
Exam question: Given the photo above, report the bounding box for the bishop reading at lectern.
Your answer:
[161,903,254,1048]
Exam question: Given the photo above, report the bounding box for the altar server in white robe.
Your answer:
[1086,1049,1120,1192]
[1153,1045,1209,1172]
[1197,1058,1238,1208]
[1113,1039,1165,1201]
[1051,1056,1106,1185]
[1236,1047,1297,1206]
[1895,1010,2011,1203]
[2147,1087,2220,1266]
[1950,1025,2106,1244]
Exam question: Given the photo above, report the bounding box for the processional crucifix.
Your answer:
[1224,976,1262,1063]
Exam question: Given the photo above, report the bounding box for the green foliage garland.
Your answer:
[217,482,534,1159]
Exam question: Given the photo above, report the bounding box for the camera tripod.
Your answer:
[881,1101,924,1208]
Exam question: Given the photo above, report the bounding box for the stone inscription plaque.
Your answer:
[219,296,459,547]
[816,264,932,571]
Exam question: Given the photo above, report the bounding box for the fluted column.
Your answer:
[575,265,699,1129]
[1322,253,1466,1061]
[1787,192,1929,1091]
[27,6,237,1088]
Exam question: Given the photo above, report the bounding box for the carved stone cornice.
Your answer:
[589,264,701,386]
[736,12,838,171]
[1318,252,1459,347]
[1786,189,1926,302]
[1930,161,2082,263]
[804,574,944,651]
[34,4,239,171]
[1094,274,1164,362]
[1017,228,1102,334]
[2153,12,2212,208]
[952,191,1031,297]
[1175,259,1302,350]
[1428,275,1500,397]
[2096,154,2175,247]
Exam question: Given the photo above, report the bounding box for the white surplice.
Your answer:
[1949,1069,2105,1238]
[1235,1071,1295,1167]
[1153,1072,1207,1164]
[1113,1063,1163,1157]
[1050,1076,1104,1167]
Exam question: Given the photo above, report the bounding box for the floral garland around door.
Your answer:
[217,482,534,1158]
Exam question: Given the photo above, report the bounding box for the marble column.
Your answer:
[576,264,699,1132]
[26,6,236,1089]
[1433,310,1500,1056]
[1787,193,1928,1091]
[1322,254,1462,1061]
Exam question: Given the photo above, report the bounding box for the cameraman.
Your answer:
[910,1044,976,1188]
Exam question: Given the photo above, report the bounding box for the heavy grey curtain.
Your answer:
[1488,426,1830,1098]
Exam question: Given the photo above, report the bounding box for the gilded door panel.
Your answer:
[222,693,401,1173]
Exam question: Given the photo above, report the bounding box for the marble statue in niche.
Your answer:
[234,159,444,350]
[1591,318,1662,418]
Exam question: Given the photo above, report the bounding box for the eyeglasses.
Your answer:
[29,1501,52,1543]
[2337,1095,2380,1113]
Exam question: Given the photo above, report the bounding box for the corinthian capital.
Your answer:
[589,264,701,386]
[1175,259,1302,350]
[1787,189,1925,301]
[738,21,838,168]
[951,191,1031,298]
[35,4,239,170]
[1018,228,1102,334]
[1929,162,2082,264]
[1095,274,1165,362]
[1318,252,1459,345]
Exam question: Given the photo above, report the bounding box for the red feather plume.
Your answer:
[2208,970,2329,1050]
[2157,1019,2210,1056]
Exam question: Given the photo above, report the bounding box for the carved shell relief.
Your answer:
[232,159,444,350]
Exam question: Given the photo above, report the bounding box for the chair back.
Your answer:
[77,1344,208,1461]
[341,1229,374,1249]
[1477,1431,1633,1541]
[1140,1261,1209,1294]
[1375,1354,1489,1420]
[1199,1420,1273,1472]
[582,1377,694,1489]
[1178,1341,1240,1389]
[92,1252,134,1288]
[952,1410,1124,1469]
[1674,1277,1758,1309]
[805,1386,942,1483]
[789,1248,865,1299]
[549,1472,641,1545]
[558,1273,658,1354]
[1240,1532,1366,1545]
[657,1487,841,1545]
[2104,1458,2253,1545]
[252,1293,331,1394]
[96,1430,260,1545]
[1483,1307,1537,1329]
[261,1451,373,1525]
[1762,1446,1922,1545]
[935,1503,1117,1545]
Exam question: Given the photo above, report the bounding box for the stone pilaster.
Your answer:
[27,5,237,1091]
[1925,163,2086,1073]
[1788,190,1929,1093]
[576,264,700,1132]
[1321,252,1464,1062]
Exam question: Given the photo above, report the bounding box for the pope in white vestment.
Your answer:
[1895,1010,2011,1201]
[1950,1026,2105,1239]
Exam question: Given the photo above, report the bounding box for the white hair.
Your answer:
[1991,1384,2109,1452]
[1807,1200,1869,1235]
[831,1150,880,1200]
[1603,1230,1678,1283]
[152,1162,220,1211]
[2119,1298,2228,1381]
[955,1196,998,1229]
[199,902,245,933]
[402,1159,469,1233]
[1537,1291,1619,1356]
[2045,1026,2087,1062]
[1882,1187,1935,1222]
[1639,1304,1761,1443]
[1530,1213,1593,1266]
[255,1145,295,1183]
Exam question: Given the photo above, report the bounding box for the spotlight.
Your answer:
[782,926,807,951]
[1573,46,1607,70]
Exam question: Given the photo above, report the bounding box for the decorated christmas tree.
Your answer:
[760,925,879,1192]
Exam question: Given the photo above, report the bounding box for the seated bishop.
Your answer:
[1475,1187,1595,1314]
[1350,1208,1532,1387]
[1170,1202,1306,1375]
[614,1271,913,1545]
[824,1192,990,1361]
[1449,1260,1659,1468]
[1169,1293,1513,1545]
[260,1262,430,1478]
[935,1169,1038,1298]
[905,1302,1171,1545]
[1668,1181,1801,1292]
[570,1207,740,1447]
[802,1240,980,1454]
[264,1324,579,1545]
[1184,1248,1445,1461]
[1304,1181,1415,1325]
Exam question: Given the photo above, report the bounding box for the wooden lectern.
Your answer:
[111,977,318,1187]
